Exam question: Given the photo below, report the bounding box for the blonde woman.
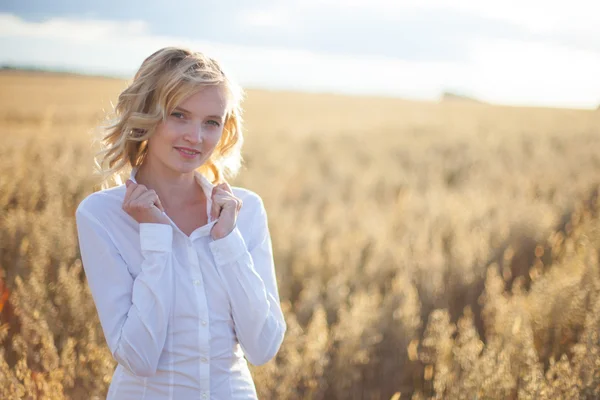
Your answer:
[75,47,286,399]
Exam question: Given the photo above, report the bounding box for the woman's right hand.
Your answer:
[122,180,170,225]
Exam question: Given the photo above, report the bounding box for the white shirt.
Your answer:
[75,168,286,399]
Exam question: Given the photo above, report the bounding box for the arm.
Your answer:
[75,206,173,377]
[208,196,286,366]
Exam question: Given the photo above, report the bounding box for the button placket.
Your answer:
[187,241,204,291]
[187,242,198,265]
[189,236,211,392]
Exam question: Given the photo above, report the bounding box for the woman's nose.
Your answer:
[183,123,204,143]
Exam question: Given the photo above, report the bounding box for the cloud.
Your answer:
[294,0,600,36]
[440,0,600,37]
[465,38,600,107]
[8,1,599,62]
[237,1,600,58]
[1,12,599,108]
[231,4,522,63]
[0,13,149,41]
[237,8,293,29]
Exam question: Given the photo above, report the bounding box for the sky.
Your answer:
[1,0,600,109]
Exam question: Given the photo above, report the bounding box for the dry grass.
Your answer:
[1,70,600,399]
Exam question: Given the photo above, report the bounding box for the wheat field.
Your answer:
[1,70,600,399]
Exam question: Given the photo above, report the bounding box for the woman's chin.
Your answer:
[170,160,204,174]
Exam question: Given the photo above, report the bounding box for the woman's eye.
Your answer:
[207,120,221,127]
[171,112,185,119]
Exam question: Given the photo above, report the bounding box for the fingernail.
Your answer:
[126,179,132,188]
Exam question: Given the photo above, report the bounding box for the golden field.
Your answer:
[1,70,600,399]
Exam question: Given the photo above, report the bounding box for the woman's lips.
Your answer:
[174,147,200,159]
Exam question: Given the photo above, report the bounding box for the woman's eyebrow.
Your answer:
[173,107,224,120]
[173,106,191,114]
[207,115,225,121]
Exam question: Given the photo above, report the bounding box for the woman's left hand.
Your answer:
[210,182,243,240]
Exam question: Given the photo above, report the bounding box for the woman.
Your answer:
[75,47,286,399]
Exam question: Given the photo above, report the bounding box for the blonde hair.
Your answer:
[96,46,244,187]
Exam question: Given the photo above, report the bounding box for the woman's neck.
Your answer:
[135,162,204,211]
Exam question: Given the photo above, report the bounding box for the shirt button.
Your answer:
[202,393,208,399]
[201,357,208,363]
[193,280,201,286]
[201,320,207,326]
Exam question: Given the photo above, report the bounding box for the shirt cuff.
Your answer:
[209,227,248,266]
[139,223,173,252]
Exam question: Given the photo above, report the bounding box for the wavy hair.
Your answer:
[95,46,244,187]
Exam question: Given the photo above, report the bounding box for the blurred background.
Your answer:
[1,1,600,399]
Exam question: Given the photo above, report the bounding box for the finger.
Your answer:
[123,181,137,208]
[210,197,221,220]
[141,190,165,213]
[214,189,240,206]
[128,185,148,203]
[130,191,158,209]
[210,186,220,220]
[217,182,233,195]
[213,187,234,200]
[211,190,231,205]
[213,192,240,213]
[153,194,165,213]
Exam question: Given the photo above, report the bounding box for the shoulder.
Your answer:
[76,184,127,221]
[231,186,269,232]
[231,187,270,246]
[231,186,266,214]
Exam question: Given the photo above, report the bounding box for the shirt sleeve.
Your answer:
[208,195,286,366]
[75,207,174,377]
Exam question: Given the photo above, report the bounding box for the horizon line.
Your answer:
[2,64,598,112]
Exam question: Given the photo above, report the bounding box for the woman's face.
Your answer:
[145,85,228,175]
